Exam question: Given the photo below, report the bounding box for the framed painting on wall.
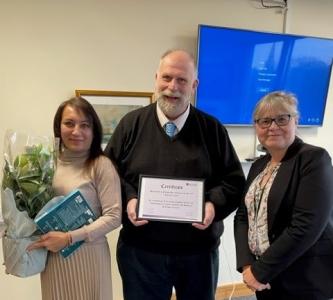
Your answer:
[75,90,153,147]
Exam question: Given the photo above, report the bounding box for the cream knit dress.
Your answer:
[40,150,121,300]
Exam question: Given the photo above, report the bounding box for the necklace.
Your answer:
[254,162,280,218]
[252,161,280,256]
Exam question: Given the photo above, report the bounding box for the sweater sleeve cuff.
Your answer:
[69,226,88,244]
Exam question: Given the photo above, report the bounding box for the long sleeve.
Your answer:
[251,148,333,282]
[235,139,333,283]
[70,156,122,243]
[203,122,245,220]
[104,103,246,254]
[104,119,138,203]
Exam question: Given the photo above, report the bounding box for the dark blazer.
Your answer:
[234,137,333,298]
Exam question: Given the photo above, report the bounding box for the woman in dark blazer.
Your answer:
[234,91,333,300]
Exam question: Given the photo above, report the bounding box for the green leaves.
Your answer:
[2,144,55,219]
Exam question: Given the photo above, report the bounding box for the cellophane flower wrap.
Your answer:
[1,130,57,277]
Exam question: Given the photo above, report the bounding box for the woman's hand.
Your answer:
[242,265,271,292]
[27,231,71,253]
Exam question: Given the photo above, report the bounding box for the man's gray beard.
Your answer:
[157,95,189,119]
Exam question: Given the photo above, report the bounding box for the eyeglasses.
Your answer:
[255,114,292,129]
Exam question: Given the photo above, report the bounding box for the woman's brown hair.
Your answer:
[53,96,103,167]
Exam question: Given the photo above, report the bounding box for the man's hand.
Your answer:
[127,198,149,226]
[192,201,215,230]
[242,265,271,292]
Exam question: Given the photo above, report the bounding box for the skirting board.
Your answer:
[171,283,254,300]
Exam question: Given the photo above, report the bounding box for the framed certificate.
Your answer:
[137,175,205,223]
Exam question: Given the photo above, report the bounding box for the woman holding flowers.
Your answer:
[28,97,122,300]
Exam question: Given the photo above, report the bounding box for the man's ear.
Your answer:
[192,79,199,90]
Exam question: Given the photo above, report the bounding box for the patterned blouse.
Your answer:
[245,162,281,256]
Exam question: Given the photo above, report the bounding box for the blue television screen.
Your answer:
[196,25,333,126]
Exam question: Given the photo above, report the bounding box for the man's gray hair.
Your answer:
[159,49,198,78]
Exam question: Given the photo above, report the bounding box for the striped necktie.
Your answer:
[164,122,177,137]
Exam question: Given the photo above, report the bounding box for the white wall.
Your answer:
[1,0,333,299]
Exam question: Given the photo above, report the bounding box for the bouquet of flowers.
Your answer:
[1,130,57,277]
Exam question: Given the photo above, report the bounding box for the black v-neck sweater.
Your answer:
[105,103,245,254]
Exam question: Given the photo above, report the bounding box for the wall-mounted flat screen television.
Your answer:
[196,25,333,126]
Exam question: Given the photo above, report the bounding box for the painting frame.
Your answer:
[75,89,153,147]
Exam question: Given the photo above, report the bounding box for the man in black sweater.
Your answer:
[105,49,245,300]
